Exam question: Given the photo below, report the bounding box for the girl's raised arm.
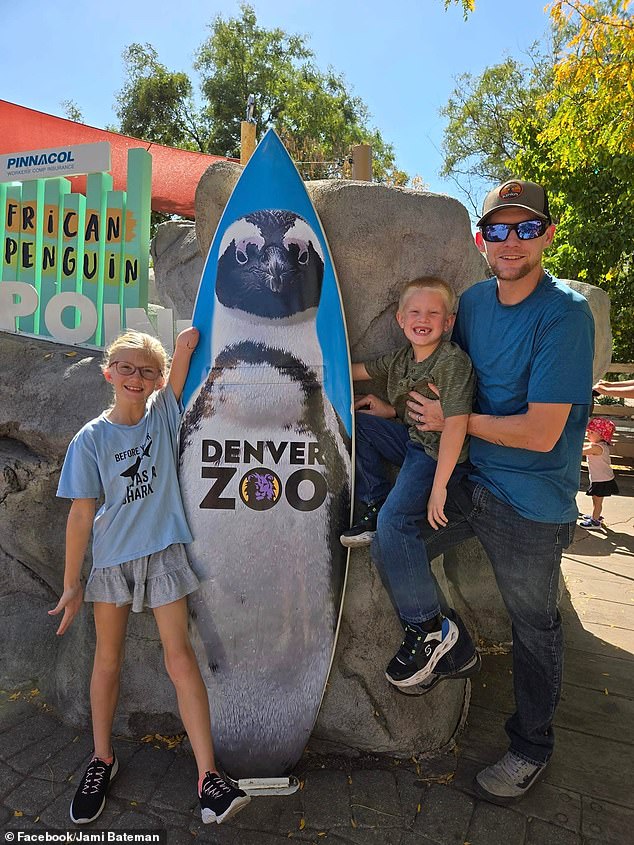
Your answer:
[168,327,200,401]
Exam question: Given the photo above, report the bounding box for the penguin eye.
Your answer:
[235,237,263,265]
[286,238,310,265]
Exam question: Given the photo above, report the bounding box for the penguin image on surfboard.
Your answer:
[179,129,353,779]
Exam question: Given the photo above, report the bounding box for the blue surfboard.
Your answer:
[179,129,353,778]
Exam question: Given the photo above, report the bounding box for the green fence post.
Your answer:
[17,179,44,334]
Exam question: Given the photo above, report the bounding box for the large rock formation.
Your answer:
[1,166,612,759]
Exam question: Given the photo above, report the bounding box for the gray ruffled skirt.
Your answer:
[84,543,200,612]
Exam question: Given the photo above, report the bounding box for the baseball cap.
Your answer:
[477,180,551,227]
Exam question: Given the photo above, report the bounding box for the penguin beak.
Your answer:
[263,246,290,293]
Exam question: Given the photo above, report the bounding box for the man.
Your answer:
[377,179,594,804]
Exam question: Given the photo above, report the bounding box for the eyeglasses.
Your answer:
[480,219,549,243]
[109,361,162,380]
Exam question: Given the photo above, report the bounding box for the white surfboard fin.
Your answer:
[235,776,300,796]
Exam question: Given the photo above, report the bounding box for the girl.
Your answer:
[50,329,250,826]
[580,417,619,528]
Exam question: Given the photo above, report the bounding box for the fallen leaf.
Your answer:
[14,810,23,817]
[299,818,305,831]
[65,351,77,357]
[351,818,358,828]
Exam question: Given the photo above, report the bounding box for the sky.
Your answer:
[1,0,552,217]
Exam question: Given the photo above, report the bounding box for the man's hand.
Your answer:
[407,383,445,431]
[427,486,448,530]
[48,583,84,636]
[354,393,396,419]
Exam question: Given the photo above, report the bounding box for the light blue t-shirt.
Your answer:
[452,273,594,523]
[57,385,193,568]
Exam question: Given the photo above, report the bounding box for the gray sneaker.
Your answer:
[475,751,547,804]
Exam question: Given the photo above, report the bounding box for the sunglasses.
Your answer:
[480,219,549,243]
[109,361,162,380]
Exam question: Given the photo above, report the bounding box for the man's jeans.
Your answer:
[375,470,575,765]
[355,413,442,623]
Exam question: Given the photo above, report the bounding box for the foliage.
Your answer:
[61,100,83,123]
[113,5,406,184]
[115,44,210,151]
[513,0,634,361]
[439,0,634,360]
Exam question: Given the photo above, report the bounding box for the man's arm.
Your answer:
[467,403,572,452]
[168,327,199,401]
[427,414,468,529]
[408,389,571,453]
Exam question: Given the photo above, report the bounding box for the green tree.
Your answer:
[113,5,406,184]
[115,43,209,151]
[439,0,634,360]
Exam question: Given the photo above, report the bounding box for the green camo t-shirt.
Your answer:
[364,341,475,461]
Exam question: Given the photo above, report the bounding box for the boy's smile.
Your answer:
[396,289,454,361]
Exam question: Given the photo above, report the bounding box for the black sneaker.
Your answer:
[70,753,119,824]
[395,650,482,696]
[386,616,459,688]
[199,771,251,824]
[340,502,381,547]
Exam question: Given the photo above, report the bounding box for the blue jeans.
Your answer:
[376,471,575,765]
[355,413,442,623]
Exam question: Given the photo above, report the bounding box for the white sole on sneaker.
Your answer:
[386,619,460,688]
[202,793,251,824]
[340,531,375,548]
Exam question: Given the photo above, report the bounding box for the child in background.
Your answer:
[580,417,619,528]
[50,329,250,827]
[340,276,475,687]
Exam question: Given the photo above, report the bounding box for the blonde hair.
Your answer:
[102,331,169,376]
[398,276,456,314]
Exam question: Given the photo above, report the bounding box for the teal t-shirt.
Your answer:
[57,384,193,568]
[452,273,594,523]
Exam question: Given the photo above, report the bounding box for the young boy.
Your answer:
[341,276,475,687]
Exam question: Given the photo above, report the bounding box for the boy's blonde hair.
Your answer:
[398,276,456,314]
[102,331,169,376]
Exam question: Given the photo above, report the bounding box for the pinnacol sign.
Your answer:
[0,142,182,351]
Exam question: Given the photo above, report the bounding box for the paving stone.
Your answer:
[36,783,76,827]
[349,769,403,828]
[229,789,302,835]
[512,780,581,832]
[329,829,403,844]
[393,766,425,826]
[527,817,581,844]
[115,808,164,828]
[109,744,174,804]
[4,775,68,816]
[36,734,94,783]
[189,819,295,844]
[465,801,526,845]
[412,783,474,843]
[3,712,60,758]
[9,722,78,775]
[0,805,13,825]
[0,697,35,733]
[581,796,634,845]
[302,769,351,829]
[147,751,197,813]
[0,760,24,799]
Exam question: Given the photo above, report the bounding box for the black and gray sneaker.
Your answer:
[199,771,251,824]
[70,752,119,824]
[396,650,482,696]
[340,502,382,548]
[475,751,548,804]
[386,615,459,687]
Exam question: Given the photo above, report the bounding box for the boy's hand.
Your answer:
[48,583,84,636]
[354,394,396,419]
[427,486,448,530]
[175,326,199,352]
[408,383,444,431]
